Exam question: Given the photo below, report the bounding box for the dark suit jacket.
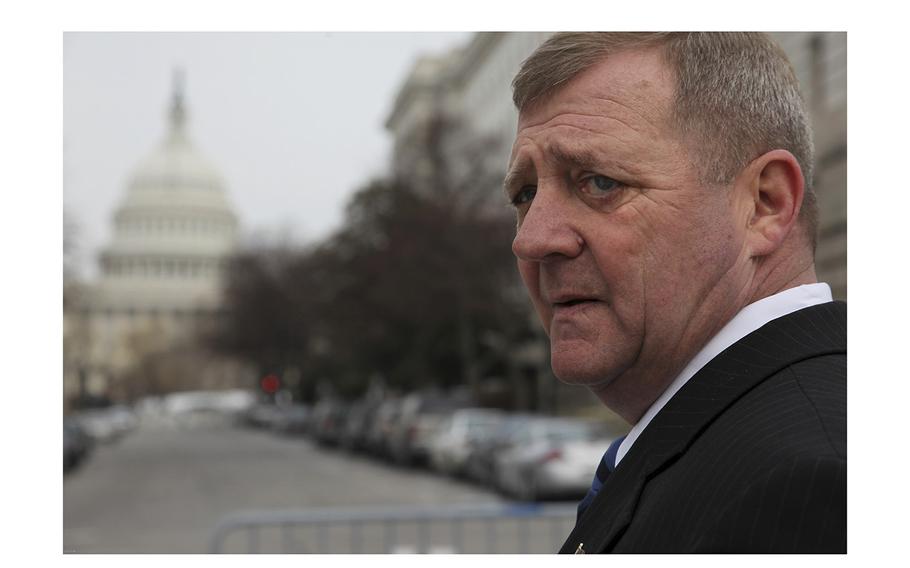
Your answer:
[560,301,846,553]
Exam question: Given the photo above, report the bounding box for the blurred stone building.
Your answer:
[771,32,847,300]
[386,33,553,207]
[385,32,847,414]
[64,73,247,408]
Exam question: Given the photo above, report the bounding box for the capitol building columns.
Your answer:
[65,71,250,408]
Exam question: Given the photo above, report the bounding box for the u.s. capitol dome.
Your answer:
[93,73,239,319]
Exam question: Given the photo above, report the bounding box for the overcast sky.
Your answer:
[63,32,472,279]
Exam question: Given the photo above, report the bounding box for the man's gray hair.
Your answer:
[512,32,818,249]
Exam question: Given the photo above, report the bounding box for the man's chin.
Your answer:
[550,354,618,390]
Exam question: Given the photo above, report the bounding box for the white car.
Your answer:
[429,408,505,476]
[75,405,138,443]
[492,418,619,501]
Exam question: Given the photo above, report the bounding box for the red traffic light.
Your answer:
[260,374,281,394]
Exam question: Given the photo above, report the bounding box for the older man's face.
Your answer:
[506,48,748,395]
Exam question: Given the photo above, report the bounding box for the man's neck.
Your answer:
[595,259,820,424]
[748,257,818,306]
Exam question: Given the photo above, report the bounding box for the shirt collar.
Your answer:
[614,283,834,466]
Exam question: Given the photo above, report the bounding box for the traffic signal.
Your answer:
[260,374,281,394]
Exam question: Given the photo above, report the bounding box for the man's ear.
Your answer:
[735,149,805,258]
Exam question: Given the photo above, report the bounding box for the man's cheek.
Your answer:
[536,303,553,337]
[516,261,537,297]
[516,262,550,332]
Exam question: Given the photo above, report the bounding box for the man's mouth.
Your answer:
[552,298,599,314]
[557,299,591,307]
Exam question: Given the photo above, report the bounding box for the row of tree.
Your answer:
[206,117,545,405]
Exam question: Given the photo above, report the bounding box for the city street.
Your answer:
[64,416,526,553]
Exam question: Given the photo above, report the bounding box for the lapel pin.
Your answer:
[575,542,585,554]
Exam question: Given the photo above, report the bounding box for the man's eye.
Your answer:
[581,175,622,196]
[512,185,537,206]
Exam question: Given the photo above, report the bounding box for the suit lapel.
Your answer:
[559,301,846,553]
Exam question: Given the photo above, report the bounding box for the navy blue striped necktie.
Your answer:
[576,436,626,519]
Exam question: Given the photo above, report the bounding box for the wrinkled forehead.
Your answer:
[510,51,677,170]
[509,103,662,163]
[515,47,676,135]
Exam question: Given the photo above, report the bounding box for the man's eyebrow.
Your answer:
[549,144,603,171]
[503,158,532,197]
[502,144,608,197]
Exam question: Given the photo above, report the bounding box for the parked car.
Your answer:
[387,393,467,467]
[311,399,348,447]
[272,404,311,435]
[75,404,138,444]
[242,402,285,430]
[463,412,537,486]
[492,417,617,501]
[363,397,404,458]
[339,398,381,453]
[64,417,93,473]
[429,408,506,476]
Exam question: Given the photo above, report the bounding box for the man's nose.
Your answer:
[511,190,583,262]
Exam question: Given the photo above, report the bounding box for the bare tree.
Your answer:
[209,113,539,405]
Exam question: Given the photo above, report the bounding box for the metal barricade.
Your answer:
[209,502,578,553]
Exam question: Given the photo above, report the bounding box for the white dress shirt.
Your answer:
[614,282,834,467]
